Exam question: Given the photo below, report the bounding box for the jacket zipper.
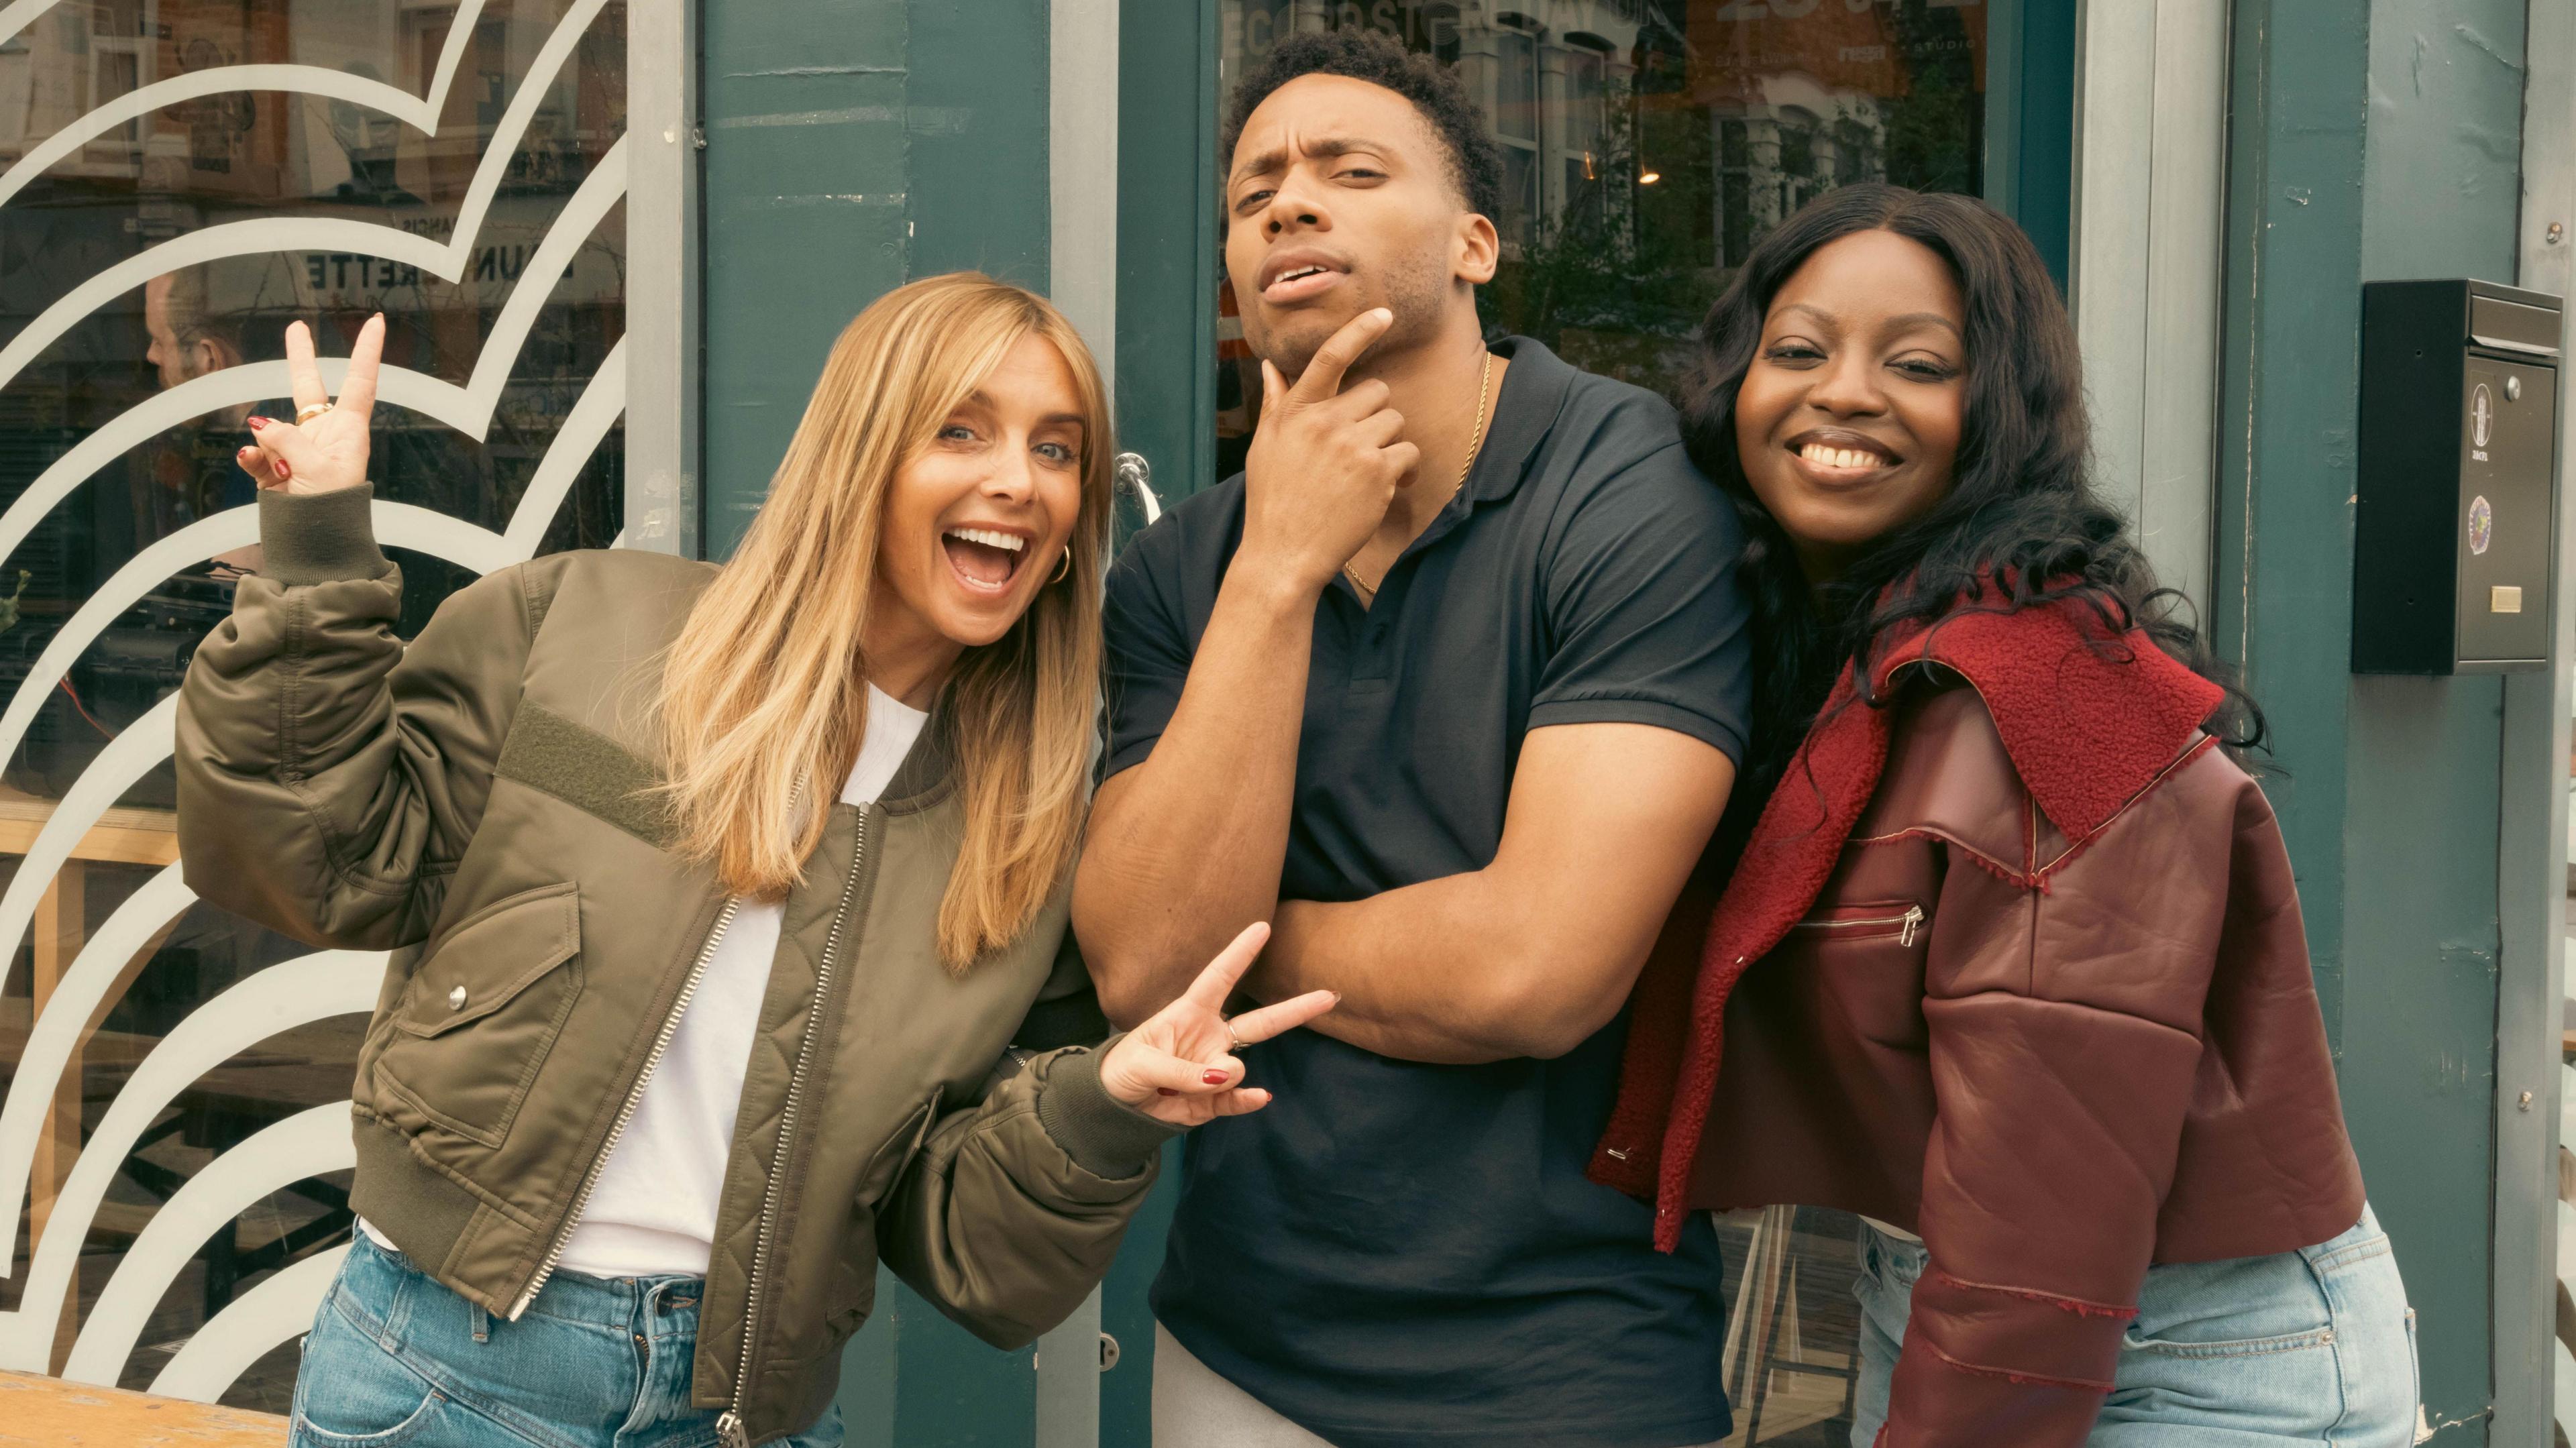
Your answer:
[509,893,746,1321]
[1790,903,1925,948]
[717,809,869,1448]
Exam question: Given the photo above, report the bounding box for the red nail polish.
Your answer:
[1203,1070,1229,1086]
[275,459,290,480]
[247,416,268,429]
[1157,1088,1179,1097]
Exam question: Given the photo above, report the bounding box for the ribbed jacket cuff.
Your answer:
[1036,1034,1181,1180]
[260,484,391,584]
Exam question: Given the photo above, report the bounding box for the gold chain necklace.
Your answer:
[1345,349,1494,605]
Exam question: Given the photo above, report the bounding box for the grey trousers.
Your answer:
[1150,1325,1338,1448]
[1148,1323,1727,1448]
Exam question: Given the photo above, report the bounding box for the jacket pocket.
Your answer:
[373,882,583,1150]
[1788,900,1927,948]
[1787,899,1931,1048]
[855,1092,941,1211]
[828,1093,942,1339]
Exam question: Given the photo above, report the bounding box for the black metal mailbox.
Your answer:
[2353,279,2561,673]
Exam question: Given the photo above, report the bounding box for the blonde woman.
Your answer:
[176,274,1331,1448]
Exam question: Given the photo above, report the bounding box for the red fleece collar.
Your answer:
[1588,598,2226,1249]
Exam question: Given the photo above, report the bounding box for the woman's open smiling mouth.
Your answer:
[1784,432,1904,486]
[941,525,1028,594]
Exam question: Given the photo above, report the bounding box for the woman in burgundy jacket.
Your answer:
[1592,184,2418,1446]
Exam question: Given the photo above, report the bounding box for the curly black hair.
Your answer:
[1678,184,2265,806]
[1219,30,1503,224]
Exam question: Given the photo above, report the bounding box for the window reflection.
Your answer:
[1216,0,1990,479]
[0,0,625,1410]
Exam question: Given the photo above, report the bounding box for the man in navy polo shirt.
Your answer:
[1073,31,1751,1448]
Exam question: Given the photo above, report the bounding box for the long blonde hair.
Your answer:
[655,273,1113,968]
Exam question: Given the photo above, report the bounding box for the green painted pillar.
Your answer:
[700,0,1049,561]
[700,0,912,560]
[2218,1,2528,1436]
[702,3,1057,1445]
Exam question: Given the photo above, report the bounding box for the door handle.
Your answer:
[1114,451,1161,525]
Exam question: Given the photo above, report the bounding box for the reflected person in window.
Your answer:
[175,275,1336,1448]
[1591,185,2416,1447]
[142,265,264,576]
[1074,30,1751,1448]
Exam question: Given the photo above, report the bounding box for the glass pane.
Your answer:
[0,0,627,1410]
[1712,1207,1867,1447]
[1494,27,1538,142]
[1216,0,1989,396]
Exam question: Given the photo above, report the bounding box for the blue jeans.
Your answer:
[290,1231,845,1448]
[1851,1205,2419,1447]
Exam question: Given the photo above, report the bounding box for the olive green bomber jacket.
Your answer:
[173,486,1178,1447]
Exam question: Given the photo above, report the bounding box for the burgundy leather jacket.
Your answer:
[1592,602,2366,1447]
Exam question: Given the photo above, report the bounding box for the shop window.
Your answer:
[1217,0,1993,456]
[1562,39,1610,235]
[0,0,627,1412]
[1493,21,1540,249]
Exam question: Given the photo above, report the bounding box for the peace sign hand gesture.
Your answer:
[235,315,386,496]
[1096,922,1336,1127]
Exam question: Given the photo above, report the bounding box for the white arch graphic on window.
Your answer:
[62,1104,356,1386]
[0,144,627,573]
[0,506,513,791]
[0,1,488,212]
[0,0,631,1402]
[0,697,182,1077]
[0,932,386,1373]
[152,1245,351,1402]
[0,378,622,1251]
[0,144,629,562]
[0,0,611,396]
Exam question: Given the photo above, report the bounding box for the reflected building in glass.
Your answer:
[1216,0,1987,471]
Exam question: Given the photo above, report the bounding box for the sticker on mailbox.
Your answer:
[2467,494,2493,556]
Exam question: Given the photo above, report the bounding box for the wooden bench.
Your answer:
[0,1369,284,1445]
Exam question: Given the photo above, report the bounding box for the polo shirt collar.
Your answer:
[1465,335,1576,506]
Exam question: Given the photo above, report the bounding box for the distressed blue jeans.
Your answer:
[289,1230,845,1448]
[1850,1204,2419,1447]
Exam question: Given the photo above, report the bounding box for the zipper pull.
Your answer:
[716,1410,753,1448]
[1898,905,1925,948]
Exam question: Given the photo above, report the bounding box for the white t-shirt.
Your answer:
[364,684,930,1280]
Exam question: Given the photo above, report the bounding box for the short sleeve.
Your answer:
[1099,518,1197,781]
[1529,440,1752,763]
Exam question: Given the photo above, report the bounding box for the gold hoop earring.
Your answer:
[1050,549,1072,585]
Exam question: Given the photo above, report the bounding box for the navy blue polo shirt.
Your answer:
[1102,339,1751,1448]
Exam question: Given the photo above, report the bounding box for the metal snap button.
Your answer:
[448,985,468,1011]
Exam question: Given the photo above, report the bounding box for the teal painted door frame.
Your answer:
[694,1,1201,1443]
[2216,1,2551,1438]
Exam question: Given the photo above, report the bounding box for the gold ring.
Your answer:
[294,402,333,425]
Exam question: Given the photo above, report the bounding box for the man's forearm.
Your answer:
[1074,565,1319,1025]
[1258,883,1552,1064]
[1256,869,1654,1064]
[1249,724,1735,1064]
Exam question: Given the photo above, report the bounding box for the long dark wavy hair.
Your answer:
[1681,184,2262,805]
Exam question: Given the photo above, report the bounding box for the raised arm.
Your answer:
[1073,311,1416,1024]
[176,316,537,949]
